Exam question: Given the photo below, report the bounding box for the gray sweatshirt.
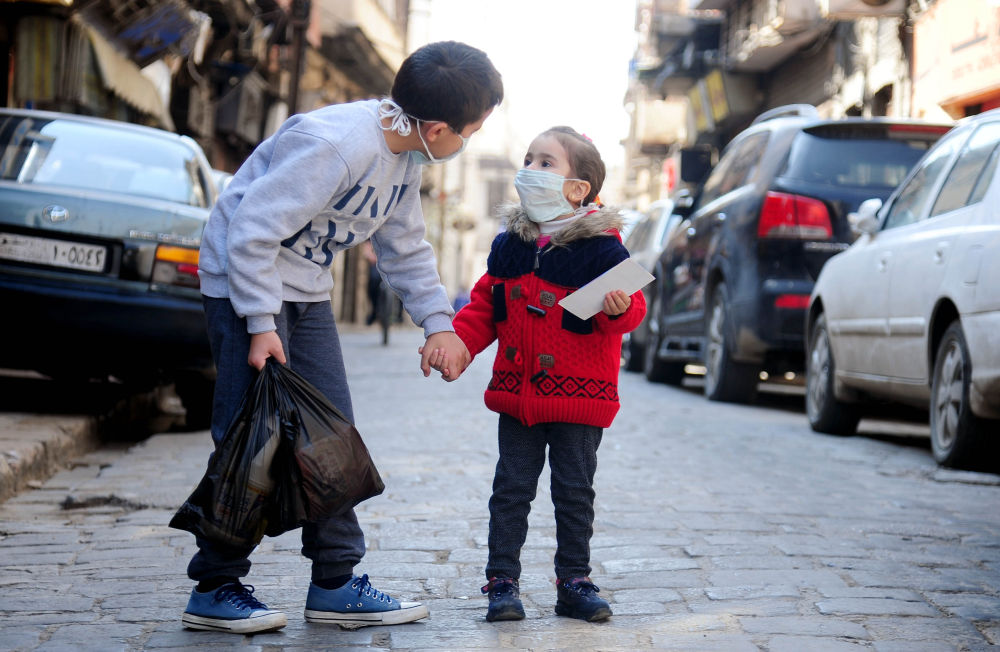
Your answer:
[198,99,454,336]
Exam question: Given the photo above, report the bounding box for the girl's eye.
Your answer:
[541,160,551,167]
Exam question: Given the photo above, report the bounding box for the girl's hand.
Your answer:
[602,290,631,316]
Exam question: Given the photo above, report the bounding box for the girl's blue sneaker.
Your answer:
[482,577,525,622]
[555,577,613,622]
[182,583,287,633]
[304,574,429,628]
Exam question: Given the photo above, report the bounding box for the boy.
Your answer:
[181,41,503,634]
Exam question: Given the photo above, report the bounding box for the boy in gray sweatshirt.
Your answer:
[181,41,503,634]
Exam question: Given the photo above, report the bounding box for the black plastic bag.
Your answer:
[170,359,384,548]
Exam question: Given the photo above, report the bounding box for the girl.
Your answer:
[432,126,646,622]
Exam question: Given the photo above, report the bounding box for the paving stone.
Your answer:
[740,616,868,638]
[816,598,940,617]
[766,635,872,651]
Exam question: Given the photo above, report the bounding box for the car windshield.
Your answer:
[782,125,945,191]
[0,115,208,207]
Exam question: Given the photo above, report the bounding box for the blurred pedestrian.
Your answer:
[425,127,646,622]
[182,41,502,634]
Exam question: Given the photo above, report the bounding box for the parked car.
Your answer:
[806,108,1000,470]
[643,104,950,403]
[0,108,217,427]
[622,199,678,371]
[212,168,234,195]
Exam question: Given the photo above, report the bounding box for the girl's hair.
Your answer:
[543,126,606,205]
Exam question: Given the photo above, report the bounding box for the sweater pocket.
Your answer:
[492,282,507,322]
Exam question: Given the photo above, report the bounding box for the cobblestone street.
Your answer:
[1,327,998,651]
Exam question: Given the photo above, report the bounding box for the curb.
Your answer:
[0,414,100,503]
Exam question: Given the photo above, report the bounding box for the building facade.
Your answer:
[623,0,997,207]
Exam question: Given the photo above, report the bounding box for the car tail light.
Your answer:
[152,244,200,289]
[774,294,810,309]
[758,191,833,239]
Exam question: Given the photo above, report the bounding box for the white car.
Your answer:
[806,108,1000,470]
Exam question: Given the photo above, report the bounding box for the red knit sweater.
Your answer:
[453,207,646,428]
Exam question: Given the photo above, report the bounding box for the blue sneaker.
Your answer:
[482,577,525,622]
[555,577,612,622]
[304,574,429,628]
[182,583,287,633]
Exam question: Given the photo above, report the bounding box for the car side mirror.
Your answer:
[848,198,882,236]
[672,188,695,217]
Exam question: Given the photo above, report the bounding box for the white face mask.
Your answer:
[377,98,466,165]
[514,168,585,223]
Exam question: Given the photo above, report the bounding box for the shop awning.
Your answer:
[76,19,175,130]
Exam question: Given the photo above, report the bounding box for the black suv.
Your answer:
[642,104,948,403]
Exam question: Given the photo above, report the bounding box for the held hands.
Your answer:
[603,289,632,316]
[419,331,471,382]
[248,330,286,370]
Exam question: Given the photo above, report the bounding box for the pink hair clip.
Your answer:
[580,133,594,143]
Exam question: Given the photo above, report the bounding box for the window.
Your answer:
[882,129,964,230]
[930,122,1000,216]
[695,131,770,209]
[0,116,208,207]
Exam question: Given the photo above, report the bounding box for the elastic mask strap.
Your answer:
[378,98,412,136]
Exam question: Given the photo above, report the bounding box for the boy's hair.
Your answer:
[391,41,504,132]
[544,126,606,205]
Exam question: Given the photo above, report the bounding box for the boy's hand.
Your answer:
[420,331,470,381]
[249,330,286,370]
[602,290,631,316]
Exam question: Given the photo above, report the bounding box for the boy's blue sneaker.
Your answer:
[554,577,612,622]
[182,583,287,633]
[481,577,525,622]
[304,574,429,628]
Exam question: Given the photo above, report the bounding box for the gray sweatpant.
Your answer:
[186,297,365,583]
[486,413,603,581]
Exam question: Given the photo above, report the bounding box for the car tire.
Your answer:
[174,372,215,431]
[806,313,860,436]
[930,322,996,469]
[643,290,685,385]
[704,284,758,403]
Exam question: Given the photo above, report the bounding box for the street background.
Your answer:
[1,327,998,651]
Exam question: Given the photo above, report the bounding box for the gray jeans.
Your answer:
[186,297,365,583]
[486,414,603,580]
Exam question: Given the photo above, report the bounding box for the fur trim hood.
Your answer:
[500,203,624,246]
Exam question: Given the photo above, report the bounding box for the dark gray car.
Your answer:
[0,109,216,426]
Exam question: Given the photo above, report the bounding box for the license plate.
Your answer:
[0,232,107,272]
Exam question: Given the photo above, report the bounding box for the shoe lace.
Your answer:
[351,574,392,603]
[481,577,517,599]
[561,578,600,596]
[214,583,267,610]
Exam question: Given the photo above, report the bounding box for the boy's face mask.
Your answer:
[412,121,468,165]
[378,98,466,165]
[514,168,586,223]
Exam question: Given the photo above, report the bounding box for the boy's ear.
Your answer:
[423,121,451,142]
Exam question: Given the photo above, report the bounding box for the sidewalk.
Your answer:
[1,327,998,651]
[0,413,99,503]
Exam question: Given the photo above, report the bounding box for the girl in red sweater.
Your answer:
[429,127,646,623]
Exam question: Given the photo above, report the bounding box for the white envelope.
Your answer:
[558,258,655,320]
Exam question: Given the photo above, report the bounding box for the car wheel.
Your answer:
[806,313,860,436]
[930,322,996,469]
[174,372,215,431]
[643,291,685,385]
[704,284,758,403]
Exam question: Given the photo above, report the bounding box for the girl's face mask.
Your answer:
[514,168,586,223]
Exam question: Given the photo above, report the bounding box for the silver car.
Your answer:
[806,109,1000,470]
